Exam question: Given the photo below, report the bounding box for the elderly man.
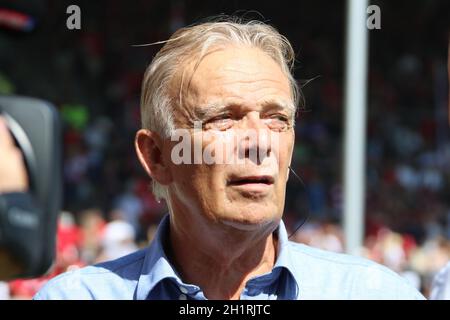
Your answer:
[35,19,424,300]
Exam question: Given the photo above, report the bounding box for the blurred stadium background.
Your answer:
[0,0,449,299]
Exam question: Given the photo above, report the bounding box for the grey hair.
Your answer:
[140,17,300,201]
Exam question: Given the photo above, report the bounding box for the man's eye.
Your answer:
[272,115,289,122]
[204,114,234,130]
[212,115,232,122]
[264,114,291,131]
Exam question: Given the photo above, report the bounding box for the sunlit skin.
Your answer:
[136,46,295,299]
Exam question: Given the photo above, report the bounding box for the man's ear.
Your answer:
[135,129,172,185]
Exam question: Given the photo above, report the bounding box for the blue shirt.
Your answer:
[34,215,425,300]
[430,261,450,300]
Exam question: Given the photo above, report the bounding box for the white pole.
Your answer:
[343,0,369,256]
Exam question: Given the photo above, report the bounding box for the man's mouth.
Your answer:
[227,175,274,186]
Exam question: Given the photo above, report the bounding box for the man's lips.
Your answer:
[227,175,275,186]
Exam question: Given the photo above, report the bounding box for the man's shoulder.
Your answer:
[287,241,385,268]
[286,241,425,299]
[430,261,450,299]
[34,248,147,300]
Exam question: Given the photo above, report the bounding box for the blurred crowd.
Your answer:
[0,0,449,299]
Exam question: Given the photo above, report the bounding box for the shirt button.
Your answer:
[179,286,188,294]
[179,294,187,300]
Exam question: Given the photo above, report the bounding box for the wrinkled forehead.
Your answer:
[168,45,293,113]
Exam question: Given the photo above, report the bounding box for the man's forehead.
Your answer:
[174,46,284,82]
[192,46,286,80]
[169,45,293,114]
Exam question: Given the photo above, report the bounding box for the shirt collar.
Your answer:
[273,219,302,296]
[135,214,196,300]
[136,214,301,300]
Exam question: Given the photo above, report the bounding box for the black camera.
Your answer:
[0,95,61,279]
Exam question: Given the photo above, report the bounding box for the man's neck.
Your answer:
[167,216,279,300]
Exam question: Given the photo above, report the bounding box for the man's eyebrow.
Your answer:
[194,102,230,119]
[259,98,296,114]
[194,98,296,119]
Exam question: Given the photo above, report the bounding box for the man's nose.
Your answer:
[237,113,272,165]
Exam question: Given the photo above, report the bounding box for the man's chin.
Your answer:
[219,215,280,232]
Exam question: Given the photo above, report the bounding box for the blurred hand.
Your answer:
[0,116,28,193]
[0,115,29,280]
